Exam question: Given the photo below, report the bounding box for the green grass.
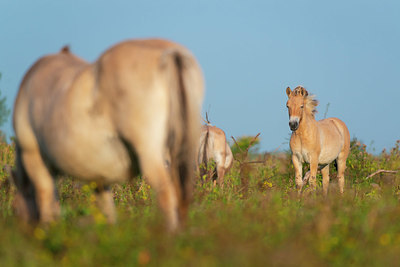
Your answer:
[0,139,399,266]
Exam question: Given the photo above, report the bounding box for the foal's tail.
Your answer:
[162,48,204,223]
[199,125,210,179]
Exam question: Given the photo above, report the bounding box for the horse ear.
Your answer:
[286,87,292,97]
[60,45,70,53]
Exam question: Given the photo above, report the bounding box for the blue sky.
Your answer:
[0,0,399,153]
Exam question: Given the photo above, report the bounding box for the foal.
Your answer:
[286,86,350,196]
[198,125,233,187]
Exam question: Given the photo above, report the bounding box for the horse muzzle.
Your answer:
[289,118,299,131]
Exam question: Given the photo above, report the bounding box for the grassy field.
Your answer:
[0,139,399,266]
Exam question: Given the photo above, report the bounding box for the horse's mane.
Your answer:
[293,86,319,118]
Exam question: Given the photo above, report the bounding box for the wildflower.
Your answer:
[82,184,90,193]
[263,181,273,188]
[34,227,46,240]
[90,182,97,189]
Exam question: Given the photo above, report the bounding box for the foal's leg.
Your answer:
[321,164,330,197]
[95,184,116,224]
[215,153,226,188]
[216,165,226,188]
[292,154,303,193]
[20,150,60,223]
[336,155,347,194]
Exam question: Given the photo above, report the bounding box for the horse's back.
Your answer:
[95,39,198,95]
[14,50,88,151]
[13,50,127,181]
[318,118,350,142]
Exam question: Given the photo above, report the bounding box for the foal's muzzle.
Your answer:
[289,117,299,131]
[289,121,298,131]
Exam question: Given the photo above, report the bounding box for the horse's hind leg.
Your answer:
[18,149,60,223]
[95,184,116,224]
[13,147,39,222]
[145,158,179,231]
[321,164,330,197]
[142,154,178,231]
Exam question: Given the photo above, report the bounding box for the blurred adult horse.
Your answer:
[12,39,204,231]
[285,86,350,196]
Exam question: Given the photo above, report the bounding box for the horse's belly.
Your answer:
[298,148,337,165]
[318,146,341,164]
[45,132,133,183]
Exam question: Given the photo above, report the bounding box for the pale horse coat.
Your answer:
[12,39,204,231]
[198,125,233,187]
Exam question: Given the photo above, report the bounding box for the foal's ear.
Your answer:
[60,45,70,53]
[286,87,292,97]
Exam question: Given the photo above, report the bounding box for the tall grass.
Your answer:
[0,138,399,266]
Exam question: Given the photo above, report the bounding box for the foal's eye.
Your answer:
[300,105,304,109]
[286,105,289,108]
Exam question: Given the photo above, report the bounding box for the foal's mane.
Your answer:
[293,86,319,118]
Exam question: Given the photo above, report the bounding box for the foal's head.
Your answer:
[285,86,318,131]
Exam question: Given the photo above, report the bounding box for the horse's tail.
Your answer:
[199,126,210,178]
[162,48,204,223]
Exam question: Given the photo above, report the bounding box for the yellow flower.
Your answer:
[264,181,273,188]
[34,227,46,240]
[82,184,90,193]
[90,182,97,189]
[90,194,96,203]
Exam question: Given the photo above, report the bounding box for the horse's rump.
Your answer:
[224,142,233,170]
[317,118,350,161]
